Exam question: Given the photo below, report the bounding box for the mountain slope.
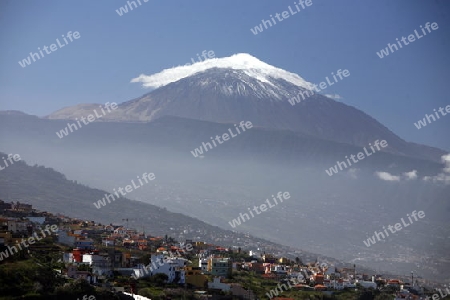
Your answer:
[0,150,352,268]
[1,114,449,282]
[45,54,446,162]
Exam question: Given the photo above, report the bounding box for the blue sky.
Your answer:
[0,0,449,150]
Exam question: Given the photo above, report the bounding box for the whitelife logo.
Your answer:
[228,191,291,228]
[363,210,425,247]
[93,172,156,209]
[55,102,118,139]
[183,50,215,66]
[376,22,439,59]
[18,31,81,68]
[115,0,150,16]
[190,121,253,158]
[0,154,21,172]
[266,278,301,299]
[77,296,95,300]
[428,286,450,300]
[250,0,313,35]
[325,140,388,176]
[288,69,350,106]
[0,225,58,261]
[414,104,450,129]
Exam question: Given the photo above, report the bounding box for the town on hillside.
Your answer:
[0,199,446,300]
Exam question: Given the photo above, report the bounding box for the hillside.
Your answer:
[0,150,337,266]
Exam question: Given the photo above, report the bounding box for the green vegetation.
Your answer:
[228,270,397,300]
[0,258,132,300]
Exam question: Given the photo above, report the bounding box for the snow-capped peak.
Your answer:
[131,53,314,90]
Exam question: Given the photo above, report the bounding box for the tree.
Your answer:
[54,278,96,298]
[150,273,169,287]
[295,256,303,266]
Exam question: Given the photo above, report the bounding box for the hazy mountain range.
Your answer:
[1,53,449,282]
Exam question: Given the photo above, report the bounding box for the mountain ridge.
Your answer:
[42,53,447,162]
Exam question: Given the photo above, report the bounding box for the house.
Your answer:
[73,230,84,236]
[0,200,12,211]
[0,231,12,245]
[208,257,232,278]
[11,202,33,212]
[72,248,92,262]
[359,280,377,289]
[193,241,208,250]
[82,252,108,267]
[104,225,115,232]
[249,262,265,274]
[7,220,28,233]
[114,227,127,235]
[66,265,97,284]
[63,252,74,263]
[26,217,46,224]
[208,277,231,291]
[58,230,76,246]
[106,249,123,268]
[137,239,148,250]
[278,257,291,264]
[387,279,401,288]
[263,254,276,263]
[271,264,288,275]
[144,254,187,283]
[314,273,324,285]
[75,238,94,250]
[199,258,208,272]
[185,266,208,288]
[102,237,115,247]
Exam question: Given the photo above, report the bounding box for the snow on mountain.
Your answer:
[131,53,314,90]
[44,53,446,162]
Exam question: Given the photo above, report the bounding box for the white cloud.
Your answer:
[375,155,450,185]
[347,168,359,179]
[403,170,418,180]
[423,154,450,184]
[375,169,418,182]
[442,154,450,173]
[130,53,313,90]
[324,94,342,100]
[375,171,401,181]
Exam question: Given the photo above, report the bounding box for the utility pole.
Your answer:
[122,218,129,229]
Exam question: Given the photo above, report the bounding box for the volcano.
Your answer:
[46,53,444,162]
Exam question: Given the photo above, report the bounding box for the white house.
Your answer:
[114,227,127,235]
[208,277,230,291]
[135,254,187,283]
[271,265,288,274]
[323,279,356,290]
[102,238,115,247]
[199,258,208,272]
[63,252,74,263]
[82,254,107,267]
[359,281,377,289]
